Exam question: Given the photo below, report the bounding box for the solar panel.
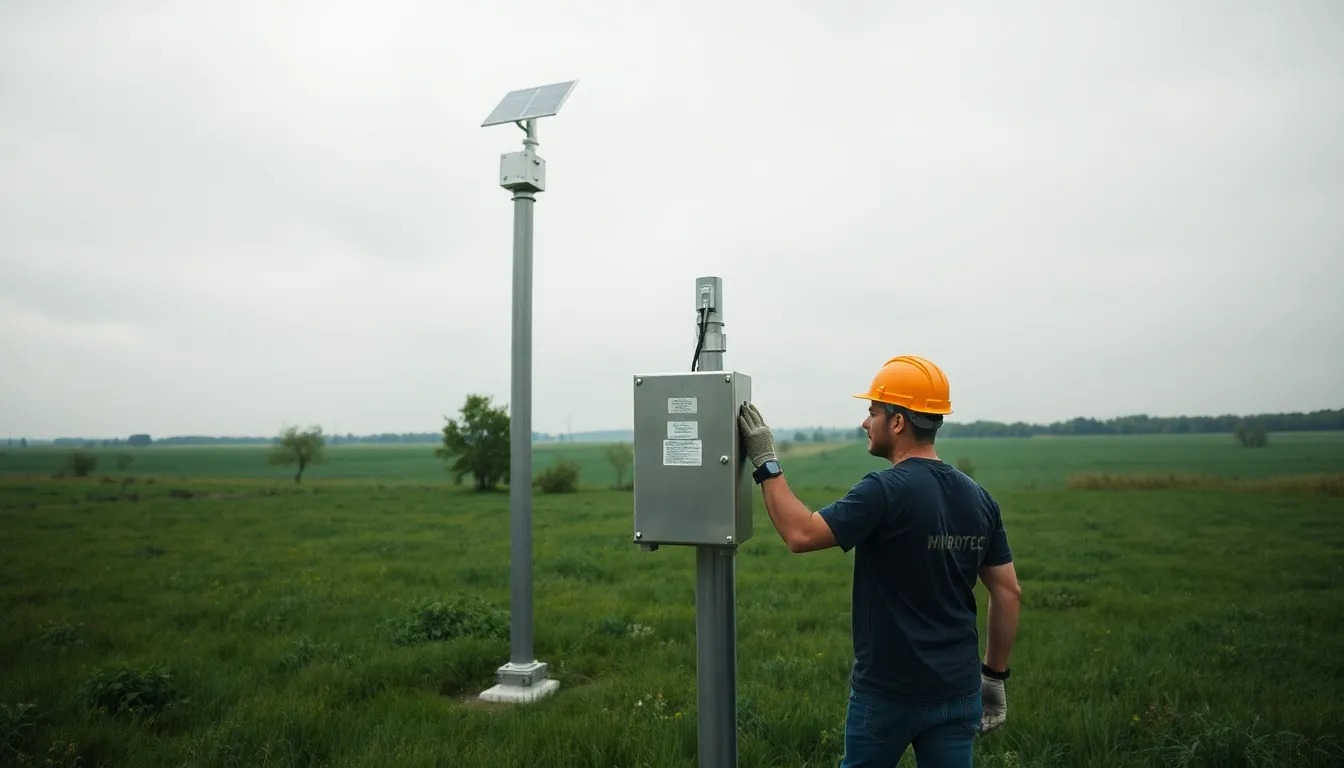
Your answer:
[481,81,578,127]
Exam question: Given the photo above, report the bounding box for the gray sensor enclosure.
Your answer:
[632,371,753,546]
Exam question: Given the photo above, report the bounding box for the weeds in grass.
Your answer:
[387,597,507,646]
[13,738,83,768]
[79,665,182,717]
[35,621,84,648]
[276,636,349,672]
[1028,587,1087,610]
[1140,702,1344,767]
[550,556,615,583]
[2,702,36,761]
[978,745,1069,768]
[632,690,684,723]
[1068,473,1343,495]
[596,617,630,638]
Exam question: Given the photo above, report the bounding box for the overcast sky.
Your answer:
[2,1,1341,439]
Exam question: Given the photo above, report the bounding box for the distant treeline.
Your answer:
[28,431,544,448]
[8,408,1341,447]
[939,408,1344,438]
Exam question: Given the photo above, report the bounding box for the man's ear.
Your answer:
[890,412,905,436]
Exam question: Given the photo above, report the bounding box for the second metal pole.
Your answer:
[694,277,737,767]
[510,184,535,666]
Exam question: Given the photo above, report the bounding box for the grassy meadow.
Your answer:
[1,433,1342,767]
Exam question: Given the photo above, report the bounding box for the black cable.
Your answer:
[691,307,709,371]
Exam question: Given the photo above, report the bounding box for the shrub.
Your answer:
[114,453,134,470]
[1234,421,1268,447]
[79,664,182,716]
[534,459,580,493]
[67,452,98,477]
[388,597,507,646]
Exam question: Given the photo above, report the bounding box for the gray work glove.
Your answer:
[979,673,1006,733]
[737,403,777,469]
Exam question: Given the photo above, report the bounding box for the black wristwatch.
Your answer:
[752,459,783,485]
[981,663,1011,681]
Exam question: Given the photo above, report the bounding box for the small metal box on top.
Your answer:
[632,371,753,547]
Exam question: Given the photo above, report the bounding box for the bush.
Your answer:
[955,457,976,478]
[388,597,507,646]
[79,664,182,716]
[66,452,98,477]
[114,453,134,470]
[534,459,580,493]
[1234,422,1269,447]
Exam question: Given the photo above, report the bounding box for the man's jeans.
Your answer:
[839,686,982,768]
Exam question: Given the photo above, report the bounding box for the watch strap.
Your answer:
[981,663,1011,681]
[752,460,783,484]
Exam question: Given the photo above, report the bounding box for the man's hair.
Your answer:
[883,403,940,444]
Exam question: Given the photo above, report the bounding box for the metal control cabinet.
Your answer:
[632,371,753,546]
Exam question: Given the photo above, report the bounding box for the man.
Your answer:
[737,355,1021,768]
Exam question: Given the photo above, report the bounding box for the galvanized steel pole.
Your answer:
[694,276,737,767]
[478,82,575,704]
[480,117,558,703]
[509,150,535,667]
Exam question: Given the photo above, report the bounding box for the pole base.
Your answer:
[478,661,560,704]
[479,679,560,704]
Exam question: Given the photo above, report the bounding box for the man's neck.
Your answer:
[890,443,939,465]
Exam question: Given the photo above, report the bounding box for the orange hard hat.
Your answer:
[852,355,953,415]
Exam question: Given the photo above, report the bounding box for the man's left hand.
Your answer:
[738,403,778,469]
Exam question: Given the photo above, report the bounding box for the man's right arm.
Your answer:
[979,561,1021,672]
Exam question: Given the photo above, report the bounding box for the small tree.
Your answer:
[269,426,327,484]
[1234,422,1268,448]
[115,453,134,470]
[68,451,98,477]
[794,431,809,443]
[436,395,511,491]
[813,430,827,443]
[605,442,633,489]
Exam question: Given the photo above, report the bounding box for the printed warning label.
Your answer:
[663,439,702,466]
[667,397,698,414]
[667,421,699,440]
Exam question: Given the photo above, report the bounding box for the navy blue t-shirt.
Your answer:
[818,458,1012,700]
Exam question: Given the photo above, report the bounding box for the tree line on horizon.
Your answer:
[937,408,1344,438]
[10,407,1342,447]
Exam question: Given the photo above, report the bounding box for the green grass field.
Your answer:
[2,433,1342,766]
